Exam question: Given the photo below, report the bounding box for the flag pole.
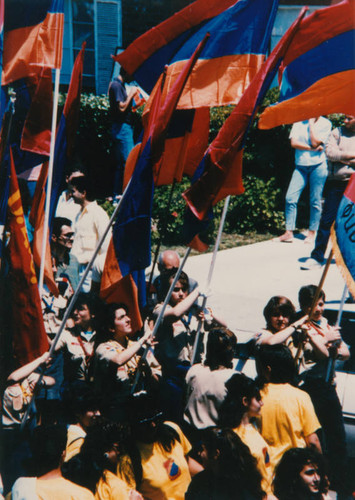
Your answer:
[147,179,177,293]
[294,249,334,367]
[190,195,231,365]
[20,179,132,430]
[131,246,192,393]
[325,283,347,384]
[38,68,61,294]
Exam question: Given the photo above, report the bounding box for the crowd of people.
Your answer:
[0,101,354,500]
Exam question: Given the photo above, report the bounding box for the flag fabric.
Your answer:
[0,98,13,257]
[49,42,85,225]
[7,148,49,366]
[2,0,64,85]
[330,174,355,299]
[115,0,279,109]
[20,67,53,156]
[102,38,206,327]
[183,7,308,220]
[8,76,50,178]
[153,108,210,186]
[29,161,58,296]
[101,139,154,332]
[259,0,355,129]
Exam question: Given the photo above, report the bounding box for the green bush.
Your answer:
[224,175,284,233]
[58,88,345,241]
[151,174,284,246]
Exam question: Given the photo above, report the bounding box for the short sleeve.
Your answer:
[165,421,192,456]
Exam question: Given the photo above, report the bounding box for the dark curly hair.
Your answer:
[200,427,265,499]
[218,373,261,428]
[273,447,329,500]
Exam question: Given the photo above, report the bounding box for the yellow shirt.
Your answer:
[65,424,86,462]
[260,383,320,470]
[234,423,273,495]
[137,422,192,500]
[95,470,132,500]
[36,476,94,499]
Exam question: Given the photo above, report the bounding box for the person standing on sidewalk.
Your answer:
[276,117,331,244]
[302,115,355,269]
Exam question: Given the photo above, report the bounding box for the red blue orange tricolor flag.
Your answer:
[115,0,279,109]
[7,149,49,366]
[331,174,355,299]
[101,37,208,329]
[2,0,64,85]
[259,0,355,129]
[183,8,308,220]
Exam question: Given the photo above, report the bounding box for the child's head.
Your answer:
[298,285,325,322]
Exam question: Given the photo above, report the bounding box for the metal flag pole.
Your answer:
[147,179,177,293]
[20,179,132,430]
[38,68,61,295]
[131,246,192,393]
[325,283,348,384]
[190,195,231,366]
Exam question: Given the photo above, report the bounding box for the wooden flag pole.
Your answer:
[190,195,231,366]
[294,249,334,367]
[20,179,132,430]
[131,246,192,393]
[38,68,61,295]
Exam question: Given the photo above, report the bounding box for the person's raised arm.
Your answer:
[105,330,154,367]
[6,352,51,386]
[260,315,309,346]
[118,86,137,113]
[162,288,200,320]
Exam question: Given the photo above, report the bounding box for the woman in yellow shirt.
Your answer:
[129,391,203,500]
[219,373,275,498]
[63,421,143,500]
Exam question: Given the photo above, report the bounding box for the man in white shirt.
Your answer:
[69,175,111,292]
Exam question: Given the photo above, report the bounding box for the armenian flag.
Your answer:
[2,0,64,85]
[259,0,355,129]
[7,149,49,366]
[331,174,355,299]
[183,8,308,219]
[115,0,279,109]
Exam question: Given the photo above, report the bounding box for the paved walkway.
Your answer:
[184,234,350,341]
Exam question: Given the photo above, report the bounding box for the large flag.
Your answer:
[20,67,53,156]
[7,149,49,366]
[152,108,210,186]
[49,42,85,224]
[115,0,279,109]
[101,37,207,328]
[2,0,64,85]
[183,8,308,220]
[0,99,12,258]
[101,139,154,332]
[259,0,355,129]
[330,174,355,299]
[29,161,58,296]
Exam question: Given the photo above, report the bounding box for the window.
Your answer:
[72,0,95,87]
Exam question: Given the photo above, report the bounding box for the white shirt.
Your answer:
[184,363,236,429]
[289,118,332,166]
[71,201,111,264]
[55,190,81,224]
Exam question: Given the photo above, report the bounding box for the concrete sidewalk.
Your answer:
[183,234,350,341]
